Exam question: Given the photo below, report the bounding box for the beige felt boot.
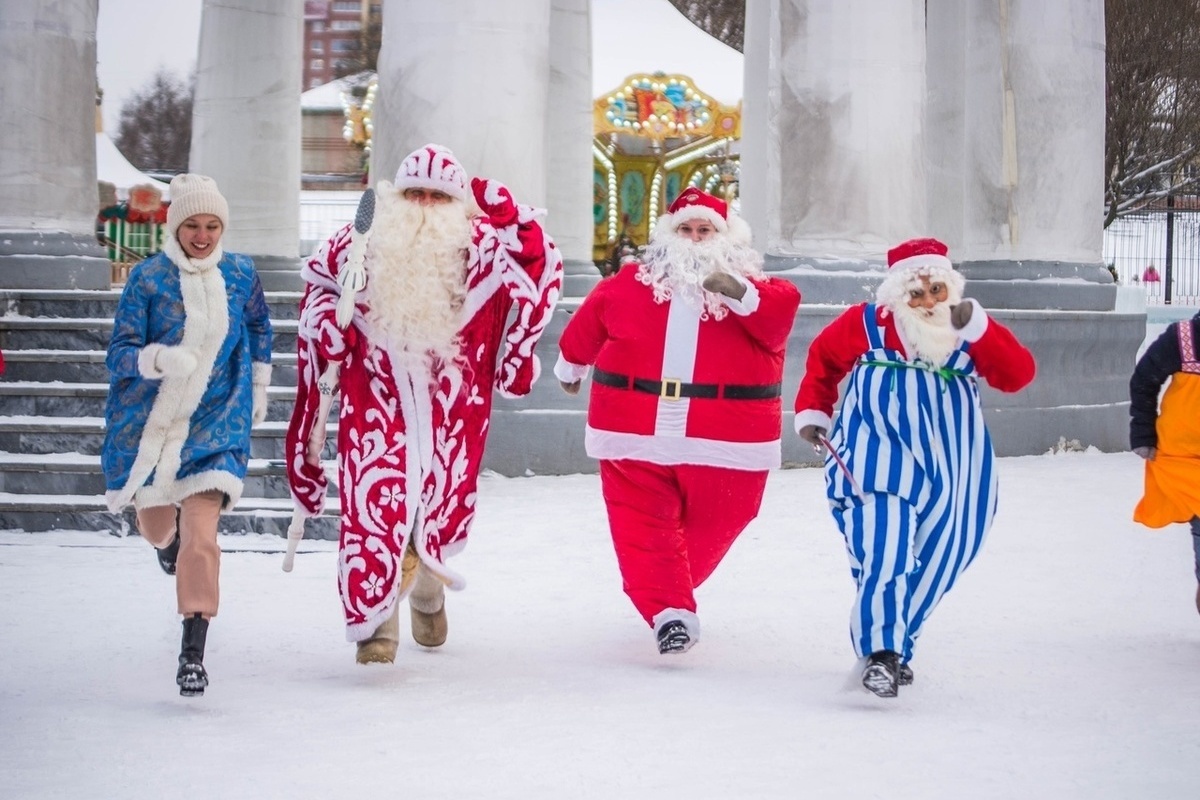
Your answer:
[355,604,400,665]
[409,561,448,648]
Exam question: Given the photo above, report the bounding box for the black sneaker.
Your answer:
[862,650,901,697]
[156,534,180,575]
[898,661,913,686]
[656,620,692,655]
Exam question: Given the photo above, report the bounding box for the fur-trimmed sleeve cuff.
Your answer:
[553,353,591,383]
[793,409,833,436]
[253,361,273,386]
[138,343,167,379]
[956,298,989,342]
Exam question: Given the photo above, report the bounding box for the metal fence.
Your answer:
[1102,200,1200,306]
[296,192,1200,305]
[299,191,361,255]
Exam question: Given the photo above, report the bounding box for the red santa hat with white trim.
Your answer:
[651,186,752,246]
[875,236,965,308]
[393,143,469,202]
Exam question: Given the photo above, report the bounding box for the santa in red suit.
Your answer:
[285,143,562,664]
[555,187,801,654]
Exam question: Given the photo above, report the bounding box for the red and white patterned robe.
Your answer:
[285,178,562,640]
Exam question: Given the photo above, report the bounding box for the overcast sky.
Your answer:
[95,0,744,132]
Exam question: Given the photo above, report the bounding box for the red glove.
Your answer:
[471,177,518,228]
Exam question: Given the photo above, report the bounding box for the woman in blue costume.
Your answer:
[102,174,273,697]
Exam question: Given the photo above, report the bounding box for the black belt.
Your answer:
[592,367,781,401]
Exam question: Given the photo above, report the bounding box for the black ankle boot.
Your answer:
[862,650,901,698]
[176,613,209,697]
[155,534,180,575]
[155,508,181,575]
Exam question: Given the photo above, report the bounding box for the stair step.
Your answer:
[0,316,298,352]
[0,452,338,499]
[0,289,302,320]
[0,382,306,420]
[0,350,298,384]
[0,492,342,536]
[0,416,335,460]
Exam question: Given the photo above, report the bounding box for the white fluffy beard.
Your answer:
[890,301,961,365]
[363,191,472,371]
[636,233,763,320]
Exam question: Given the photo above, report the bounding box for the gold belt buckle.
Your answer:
[660,378,682,400]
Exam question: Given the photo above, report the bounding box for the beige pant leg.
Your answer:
[409,562,445,614]
[175,490,224,619]
[371,602,401,642]
[136,505,177,549]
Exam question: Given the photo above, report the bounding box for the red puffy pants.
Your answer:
[600,459,768,625]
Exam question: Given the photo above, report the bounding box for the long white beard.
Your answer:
[891,301,961,365]
[363,191,472,371]
[637,234,763,320]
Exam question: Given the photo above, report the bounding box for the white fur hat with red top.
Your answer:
[652,186,751,245]
[876,236,965,307]
[393,143,468,203]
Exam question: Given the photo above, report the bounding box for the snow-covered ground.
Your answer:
[1,451,1197,799]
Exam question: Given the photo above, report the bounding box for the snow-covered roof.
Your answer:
[96,132,170,199]
[301,71,374,111]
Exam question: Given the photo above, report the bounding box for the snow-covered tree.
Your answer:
[113,69,193,175]
[1104,0,1200,225]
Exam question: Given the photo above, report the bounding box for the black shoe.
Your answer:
[656,620,692,655]
[155,534,180,575]
[155,507,181,575]
[862,650,901,698]
[177,613,209,697]
[898,661,913,686]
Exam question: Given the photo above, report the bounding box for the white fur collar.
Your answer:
[163,235,224,274]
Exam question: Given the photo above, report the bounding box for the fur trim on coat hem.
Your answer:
[252,361,272,386]
[106,470,245,513]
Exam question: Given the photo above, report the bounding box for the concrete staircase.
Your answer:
[0,289,341,537]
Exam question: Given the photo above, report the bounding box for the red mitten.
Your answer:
[471,177,518,228]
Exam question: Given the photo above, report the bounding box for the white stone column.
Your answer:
[190,0,302,288]
[742,0,927,293]
[546,0,598,295]
[0,0,109,289]
[373,0,551,208]
[927,0,1109,309]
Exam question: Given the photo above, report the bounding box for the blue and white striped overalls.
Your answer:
[825,304,998,662]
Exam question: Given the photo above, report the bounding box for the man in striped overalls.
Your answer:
[794,238,1036,697]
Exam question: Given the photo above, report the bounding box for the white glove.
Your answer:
[252,382,268,426]
[155,345,198,378]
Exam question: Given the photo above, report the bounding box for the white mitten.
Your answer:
[252,382,268,426]
[155,345,198,378]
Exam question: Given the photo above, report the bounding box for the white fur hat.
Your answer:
[166,174,229,238]
[393,143,468,202]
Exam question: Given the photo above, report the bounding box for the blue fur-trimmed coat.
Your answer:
[102,237,273,511]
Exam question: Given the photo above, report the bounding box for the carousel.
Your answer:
[592,72,741,271]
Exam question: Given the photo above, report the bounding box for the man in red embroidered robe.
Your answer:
[556,187,801,655]
[285,144,562,664]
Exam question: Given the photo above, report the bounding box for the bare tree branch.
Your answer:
[113,69,193,175]
[664,0,745,53]
[1105,0,1200,226]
